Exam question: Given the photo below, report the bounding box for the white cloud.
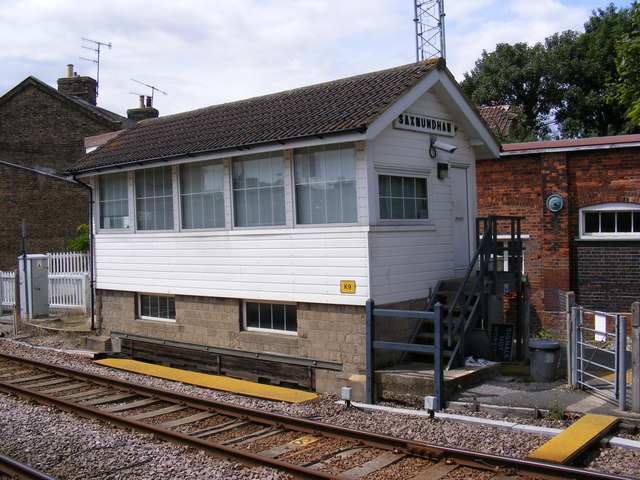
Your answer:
[0,0,631,117]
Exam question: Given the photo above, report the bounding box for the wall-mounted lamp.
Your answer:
[437,162,449,180]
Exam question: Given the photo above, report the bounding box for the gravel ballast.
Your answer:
[1,330,639,479]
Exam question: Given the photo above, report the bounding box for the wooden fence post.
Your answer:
[632,302,639,414]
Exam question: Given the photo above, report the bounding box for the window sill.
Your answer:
[370,223,436,232]
[136,317,177,324]
[576,236,640,242]
[240,330,299,344]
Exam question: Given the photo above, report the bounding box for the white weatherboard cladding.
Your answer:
[94,228,370,306]
[365,89,475,304]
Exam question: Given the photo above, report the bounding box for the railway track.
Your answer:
[0,352,631,480]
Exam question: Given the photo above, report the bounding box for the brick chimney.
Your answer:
[57,64,98,105]
[127,95,159,122]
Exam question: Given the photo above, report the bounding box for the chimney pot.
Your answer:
[67,64,74,78]
[139,95,145,108]
[146,96,153,108]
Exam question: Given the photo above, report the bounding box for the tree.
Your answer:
[461,3,638,140]
[614,1,640,127]
[546,4,634,137]
[66,224,89,252]
[460,42,559,139]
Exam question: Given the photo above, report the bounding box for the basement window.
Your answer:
[243,301,297,334]
[580,203,640,239]
[138,294,176,322]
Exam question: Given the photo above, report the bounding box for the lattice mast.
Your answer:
[414,0,446,62]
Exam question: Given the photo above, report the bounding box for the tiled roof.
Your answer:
[477,105,517,137]
[0,76,134,130]
[68,59,442,173]
[502,134,640,152]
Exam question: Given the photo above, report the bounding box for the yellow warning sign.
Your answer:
[340,280,356,294]
[287,435,321,447]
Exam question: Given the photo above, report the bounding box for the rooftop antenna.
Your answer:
[80,37,112,99]
[131,78,167,107]
[414,0,446,62]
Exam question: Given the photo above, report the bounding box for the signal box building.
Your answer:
[68,60,501,400]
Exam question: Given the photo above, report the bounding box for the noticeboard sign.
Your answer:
[491,323,514,363]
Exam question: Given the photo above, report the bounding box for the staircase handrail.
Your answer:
[445,219,494,349]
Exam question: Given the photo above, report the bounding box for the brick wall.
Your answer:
[478,145,640,335]
[573,243,640,311]
[0,80,124,270]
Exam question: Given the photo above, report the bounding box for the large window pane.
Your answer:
[180,161,224,229]
[99,172,129,229]
[232,153,285,227]
[379,175,428,220]
[135,166,174,231]
[294,143,357,224]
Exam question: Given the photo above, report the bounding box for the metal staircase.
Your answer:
[407,216,524,369]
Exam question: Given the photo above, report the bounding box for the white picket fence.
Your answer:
[0,271,15,311]
[1,252,90,314]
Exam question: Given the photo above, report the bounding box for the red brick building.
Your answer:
[0,66,136,271]
[477,135,640,335]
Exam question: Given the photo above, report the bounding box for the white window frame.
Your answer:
[579,203,640,240]
[293,143,358,225]
[179,159,225,230]
[135,165,175,231]
[242,301,297,335]
[232,152,286,228]
[98,172,130,230]
[137,294,176,322]
[377,171,430,223]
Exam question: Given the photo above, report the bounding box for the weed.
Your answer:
[547,397,565,421]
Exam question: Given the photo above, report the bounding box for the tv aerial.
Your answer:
[131,78,167,106]
[80,37,112,98]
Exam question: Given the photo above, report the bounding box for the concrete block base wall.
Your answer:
[96,289,372,400]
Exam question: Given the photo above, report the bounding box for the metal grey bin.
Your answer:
[529,339,561,382]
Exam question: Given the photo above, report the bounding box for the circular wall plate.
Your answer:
[546,194,564,212]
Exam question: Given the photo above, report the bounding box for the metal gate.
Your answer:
[568,306,629,411]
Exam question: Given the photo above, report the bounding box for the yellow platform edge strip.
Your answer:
[526,413,619,464]
[94,358,319,404]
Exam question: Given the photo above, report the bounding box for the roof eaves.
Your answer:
[67,125,368,174]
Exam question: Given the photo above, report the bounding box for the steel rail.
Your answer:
[0,453,58,480]
[0,380,345,480]
[0,352,631,480]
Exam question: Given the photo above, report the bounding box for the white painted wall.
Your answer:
[95,227,371,306]
[366,90,477,305]
[92,82,483,308]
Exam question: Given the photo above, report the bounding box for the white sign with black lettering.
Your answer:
[394,112,455,137]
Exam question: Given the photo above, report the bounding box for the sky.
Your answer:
[0,0,633,117]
